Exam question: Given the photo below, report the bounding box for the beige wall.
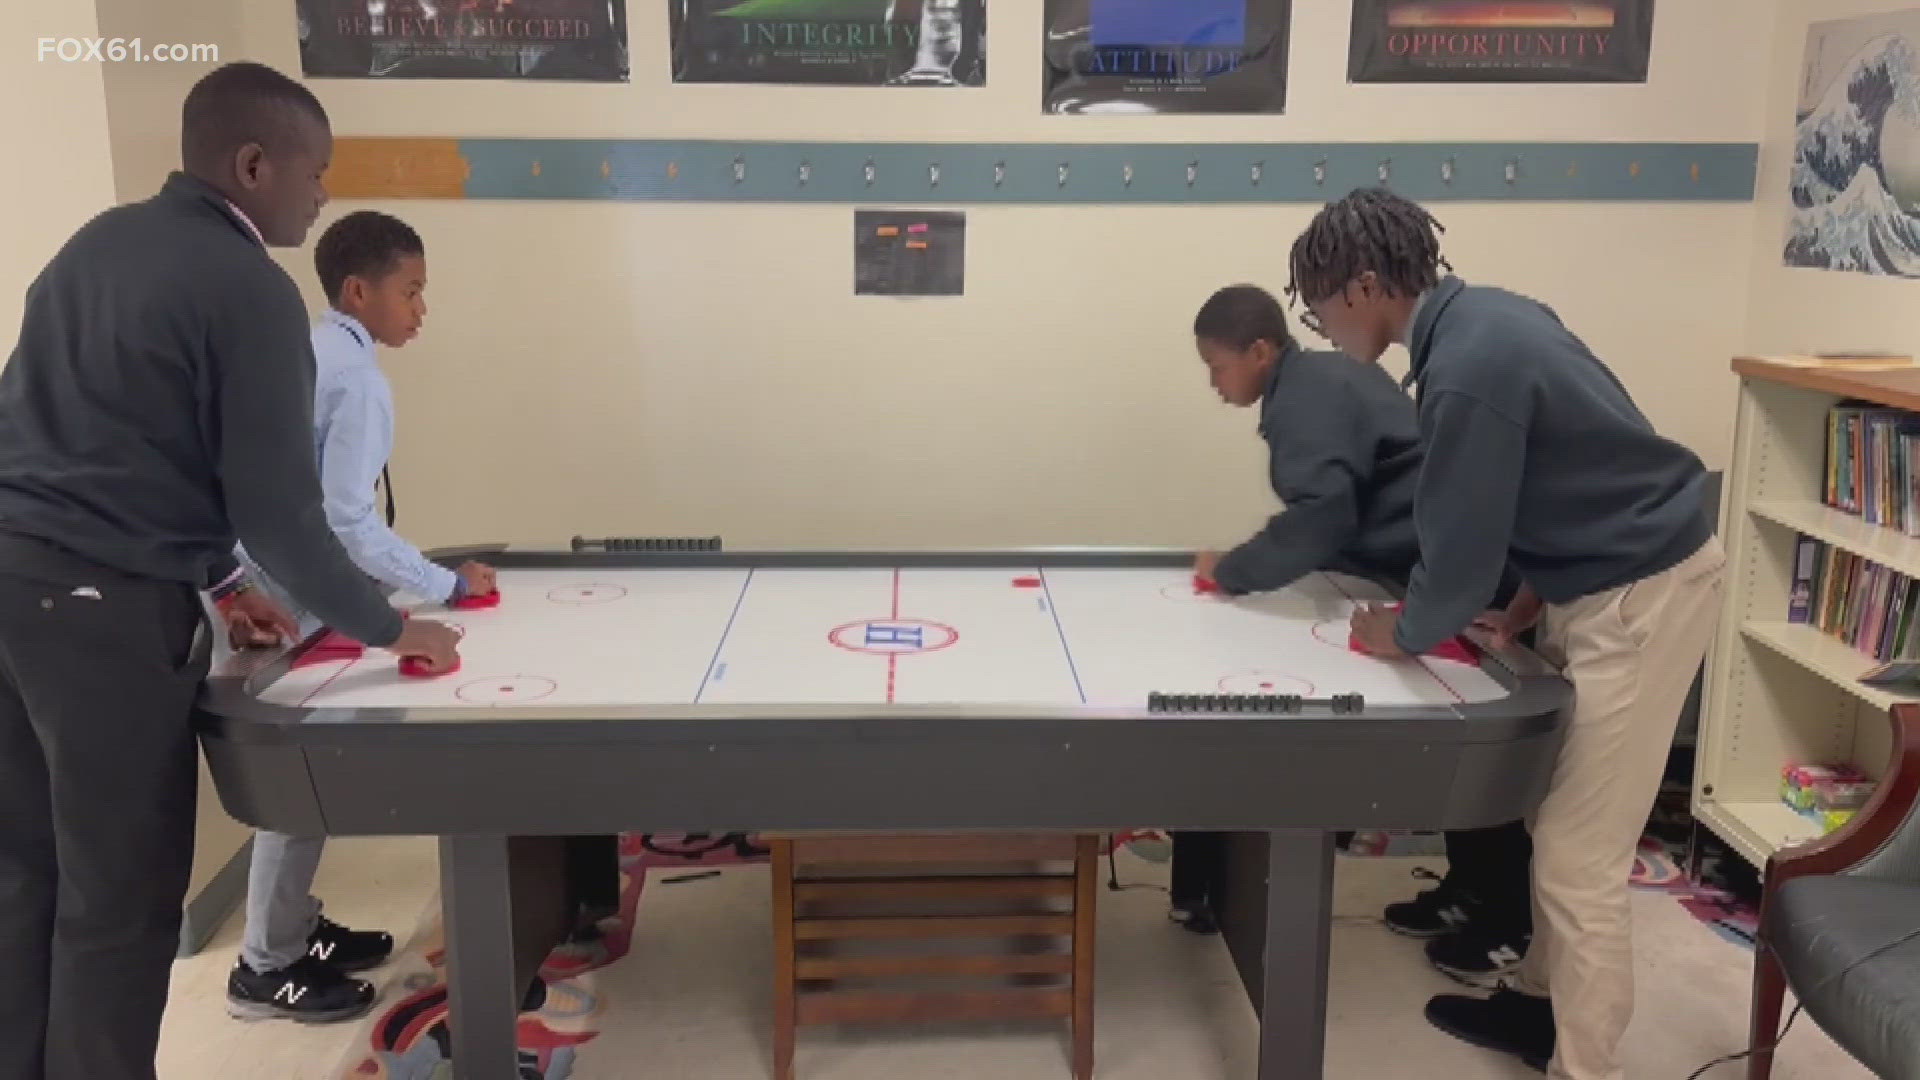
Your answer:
[94,0,245,201]
[180,2,1770,554]
[2,0,115,353]
[1745,0,1920,358]
[86,0,250,902]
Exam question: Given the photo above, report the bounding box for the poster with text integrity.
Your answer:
[297,0,629,80]
[1043,0,1291,114]
[1348,0,1654,83]
[671,0,986,86]
[1786,8,1920,277]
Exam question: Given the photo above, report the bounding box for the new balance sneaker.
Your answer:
[306,914,394,973]
[1426,926,1530,988]
[227,955,377,1024]
[1381,867,1474,938]
[1425,987,1555,1073]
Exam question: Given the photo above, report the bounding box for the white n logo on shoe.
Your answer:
[273,982,308,1006]
[310,940,335,962]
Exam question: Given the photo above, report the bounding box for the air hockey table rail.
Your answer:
[194,542,1572,1080]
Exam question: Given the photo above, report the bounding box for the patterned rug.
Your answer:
[335,834,770,1080]
[333,826,1753,1077]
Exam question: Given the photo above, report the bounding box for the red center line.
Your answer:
[887,567,902,703]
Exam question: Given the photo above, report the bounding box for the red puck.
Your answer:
[1012,577,1042,589]
[400,655,461,678]
[1193,575,1222,594]
[453,590,501,610]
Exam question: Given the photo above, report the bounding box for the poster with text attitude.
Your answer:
[671,0,985,86]
[1043,0,1291,114]
[1348,0,1654,83]
[297,0,629,80]
[1785,9,1920,277]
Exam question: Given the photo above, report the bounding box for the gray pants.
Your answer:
[240,831,325,972]
[0,534,207,1080]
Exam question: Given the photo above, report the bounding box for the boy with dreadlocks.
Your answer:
[1287,187,1724,1080]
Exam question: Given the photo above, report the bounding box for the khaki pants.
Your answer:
[1510,537,1726,1080]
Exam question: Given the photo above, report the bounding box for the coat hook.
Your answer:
[1378,159,1392,184]
[732,156,746,184]
[1251,161,1265,186]
[929,162,941,187]
[1314,159,1328,186]
[1058,162,1070,188]
[1187,161,1200,186]
[865,159,877,187]
[1505,159,1520,184]
[994,161,1007,187]
[1123,163,1134,187]
[1440,157,1455,185]
[798,161,811,186]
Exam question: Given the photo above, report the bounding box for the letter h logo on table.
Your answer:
[865,623,924,648]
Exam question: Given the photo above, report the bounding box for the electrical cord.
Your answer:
[1684,924,1920,1078]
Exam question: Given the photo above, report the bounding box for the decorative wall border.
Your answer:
[328,138,1759,204]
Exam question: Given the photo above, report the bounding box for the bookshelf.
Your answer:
[1696,358,1920,868]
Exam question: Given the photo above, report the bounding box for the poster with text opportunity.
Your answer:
[1348,0,1654,83]
[297,0,629,80]
[1043,0,1292,114]
[671,0,986,87]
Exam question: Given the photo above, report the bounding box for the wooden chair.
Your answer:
[1749,703,1920,1079]
[769,833,1099,1080]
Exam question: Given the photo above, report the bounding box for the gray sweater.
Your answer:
[1394,276,1711,655]
[1213,345,1422,595]
[0,172,403,647]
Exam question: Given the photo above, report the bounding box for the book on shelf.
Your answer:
[1789,534,1920,663]
[1824,403,1920,534]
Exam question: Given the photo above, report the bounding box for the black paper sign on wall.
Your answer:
[1348,0,1655,84]
[1043,0,1293,115]
[855,211,965,297]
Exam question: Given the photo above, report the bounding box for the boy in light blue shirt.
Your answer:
[226,210,494,1022]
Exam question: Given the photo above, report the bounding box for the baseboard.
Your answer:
[178,836,252,958]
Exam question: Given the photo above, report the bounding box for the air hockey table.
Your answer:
[195,541,1572,1080]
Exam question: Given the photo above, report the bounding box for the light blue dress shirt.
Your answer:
[239,309,457,631]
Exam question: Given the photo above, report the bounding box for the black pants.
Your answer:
[0,535,207,1080]
[564,835,622,914]
[1443,819,1534,934]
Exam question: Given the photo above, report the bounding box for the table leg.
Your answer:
[1215,830,1334,1080]
[441,835,573,1080]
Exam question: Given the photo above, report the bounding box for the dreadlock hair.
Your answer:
[1285,187,1452,309]
[1193,285,1297,355]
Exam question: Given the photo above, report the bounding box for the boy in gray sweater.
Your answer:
[1288,187,1724,1080]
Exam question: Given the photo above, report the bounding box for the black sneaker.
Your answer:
[227,955,377,1024]
[306,914,394,973]
[1425,988,1555,1073]
[1427,926,1530,988]
[1167,903,1219,935]
[1382,867,1474,938]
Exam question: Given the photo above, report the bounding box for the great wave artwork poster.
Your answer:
[1789,9,1920,277]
